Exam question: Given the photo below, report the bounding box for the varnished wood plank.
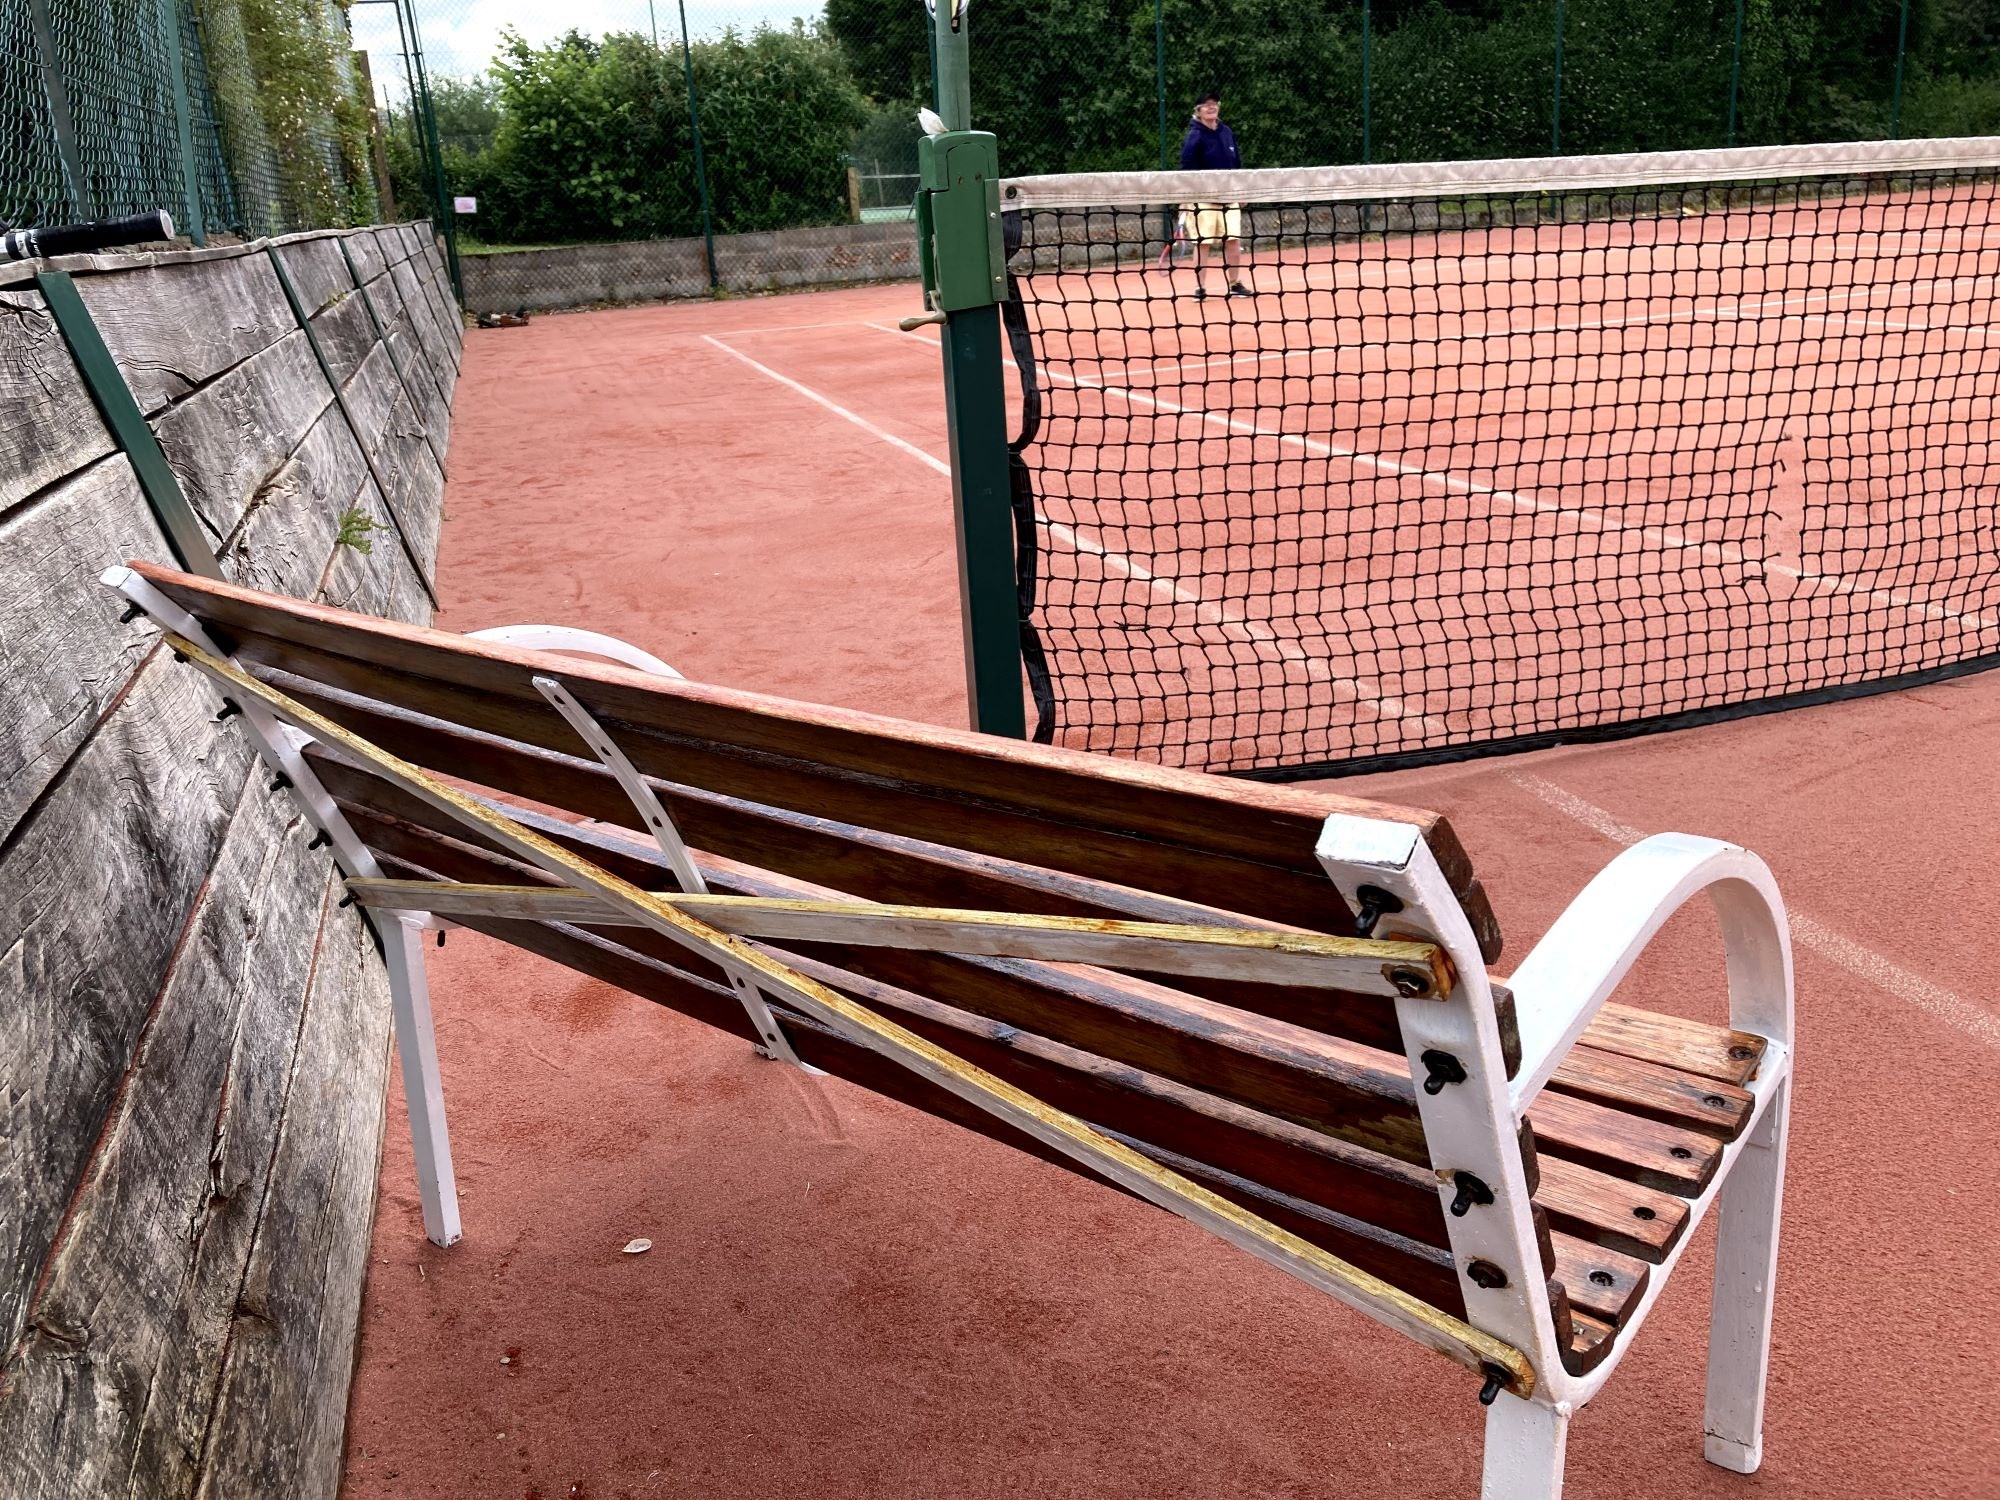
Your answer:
[290,693,1430,1054]
[72,250,295,414]
[0,287,114,508]
[1551,1234,1648,1327]
[196,898,391,1498]
[1525,1088,1722,1196]
[0,656,257,1354]
[0,784,335,1494]
[1564,1311,1616,1375]
[132,563,1496,950]
[1533,1156,1688,1264]
[1549,1044,1753,1141]
[180,639,1535,1396]
[1582,1003,1767,1085]
[345,878,1454,997]
[0,458,171,844]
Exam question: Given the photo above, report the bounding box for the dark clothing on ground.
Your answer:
[1179,119,1240,171]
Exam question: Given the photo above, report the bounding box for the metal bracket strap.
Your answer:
[42,271,224,580]
[98,565,462,1247]
[530,675,812,1070]
[916,130,1006,313]
[264,244,440,609]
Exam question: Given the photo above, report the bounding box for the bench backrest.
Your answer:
[129,562,1682,1378]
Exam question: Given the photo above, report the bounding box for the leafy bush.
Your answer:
[460,23,864,246]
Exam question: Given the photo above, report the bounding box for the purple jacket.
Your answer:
[1179,118,1240,171]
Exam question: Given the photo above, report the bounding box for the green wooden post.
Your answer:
[677,0,720,291]
[923,1,1023,738]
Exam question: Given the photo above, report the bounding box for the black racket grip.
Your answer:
[1,210,176,263]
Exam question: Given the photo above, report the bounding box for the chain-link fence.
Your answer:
[2,0,444,246]
[365,0,1999,314]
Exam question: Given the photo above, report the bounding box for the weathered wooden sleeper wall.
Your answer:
[0,222,460,1497]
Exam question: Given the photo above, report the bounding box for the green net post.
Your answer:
[676,0,719,291]
[1725,0,1745,144]
[1890,0,1911,136]
[1361,0,1372,163]
[1551,0,1567,153]
[921,3,1022,738]
[1154,0,1167,169]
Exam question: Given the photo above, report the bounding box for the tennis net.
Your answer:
[996,138,2000,778]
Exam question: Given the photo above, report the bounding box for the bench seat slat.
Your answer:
[136,562,1502,958]
[1579,1003,1767,1086]
[1548,1045,1754,1141]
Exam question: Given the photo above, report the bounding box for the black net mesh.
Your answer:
[1002,157,2000,777]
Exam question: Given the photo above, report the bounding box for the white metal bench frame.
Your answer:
[106,568,1793,1500]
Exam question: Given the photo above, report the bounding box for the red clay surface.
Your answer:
[339,279,2000,1500]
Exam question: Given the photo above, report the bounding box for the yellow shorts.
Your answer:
[1192,204,1242,244]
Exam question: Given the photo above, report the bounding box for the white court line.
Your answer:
[1077,270,2000,381]
[907,314,2000,637]
[1509,772,2000,1052]
[700,331,1441,732]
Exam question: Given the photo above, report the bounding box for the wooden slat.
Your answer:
[0,287,115,508]
[131,561,1502,959]
[288,685,1472,1059]
[73,251,295,413]
[1533,1156,1689,1264]
[1550,1234,1648,1327]
[317,746,1727,1198]
[1549,1045,1753,1141]
[344,878,1455,997]
[1582,1003,1768,1085]
[1526,1089,1722,1196]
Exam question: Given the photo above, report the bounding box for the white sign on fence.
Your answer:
[453,196,478,214]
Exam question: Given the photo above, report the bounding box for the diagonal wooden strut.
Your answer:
[162,636,1537,1399]
[339,878,1454,994]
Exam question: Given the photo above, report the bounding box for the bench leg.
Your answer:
[1703,1076,1789,1473]
[383,919,462,1247]
[1481,1393,1568,1500]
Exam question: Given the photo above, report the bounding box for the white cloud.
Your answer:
[352,0,826,98]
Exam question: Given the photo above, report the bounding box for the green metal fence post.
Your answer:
[395,0,461,300]
[1551,0,1567,154]
[1361,0,1372,162]
[1155,0,1168,169]
[1726,0,1745,145]
[25,0,86,217]
[1890,0,1911,136]
[158,0,205,243]
[923,2,1023,738]
[676,0,720,292]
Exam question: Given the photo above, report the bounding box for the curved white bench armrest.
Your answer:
[1504,833,1793,1113]
[467,624,683,679]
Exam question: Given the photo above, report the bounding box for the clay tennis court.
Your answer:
[337,249,2000,1497]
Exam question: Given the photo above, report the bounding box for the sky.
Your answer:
[350,0,829,100]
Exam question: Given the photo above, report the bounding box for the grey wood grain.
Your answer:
[389,256,459,399]
[345,228,388,287]
[0,290,114,512]
[319,503,435,627]
[273,237,351,320]
[0,457,175,844]
[194,905,391,1500]
[0,653,256,1356]
[74,252,295,415]
[343,341,444,565]
[153,329,333,540]
[370,269,450,417]
[0,785,337,1499]
[308,280,379,393]
[223,407,372,601]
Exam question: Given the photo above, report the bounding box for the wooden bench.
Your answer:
[105,560,1795,1500]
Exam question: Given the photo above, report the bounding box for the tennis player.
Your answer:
[1178,91,1250,300]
